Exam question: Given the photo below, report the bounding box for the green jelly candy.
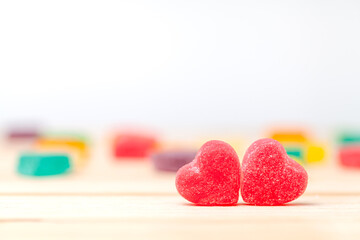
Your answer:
[285,147,305,164]
[17,153,71,176]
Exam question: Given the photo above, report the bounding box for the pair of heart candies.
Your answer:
[175,138,308,206]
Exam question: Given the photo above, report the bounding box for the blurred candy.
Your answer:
[337,132,360,168]
[42,132,89,143]
[36,138,89,168]
[176,140,240,206]
[151,150,197,172]
[269,130,326,164]
[6,129,40,141]
[17,152,71,176]
[113,134,157,158]
[338,133,360,145]
[270,131,307,143]
[339,146,360,168]
[306,144,326,164]
[284,146,305,165]
[241,138,308,206]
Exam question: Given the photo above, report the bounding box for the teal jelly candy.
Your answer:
[338,133,360,145]
[285,147,305,164]
[17,153,71,176]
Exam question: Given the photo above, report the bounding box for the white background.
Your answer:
[1,0,360,135]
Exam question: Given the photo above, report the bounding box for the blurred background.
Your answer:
[1,0,359,137]
[1,2,360,239]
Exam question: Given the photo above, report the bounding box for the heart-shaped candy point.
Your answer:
[175,140,241,206]
[241,138,308,206]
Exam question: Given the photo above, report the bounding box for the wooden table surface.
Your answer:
[1,142,360,240]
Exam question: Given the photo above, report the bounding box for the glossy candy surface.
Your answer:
[151,150,197,172]
[241,138,308,205]
[175,140,240,206]
[18,153,71,176]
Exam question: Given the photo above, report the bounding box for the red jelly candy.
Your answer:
[339,146,360,168]
[113,134,157,158]
[175,140,240,206]
[241,138,308,206]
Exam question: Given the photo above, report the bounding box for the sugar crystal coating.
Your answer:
[241,138,308,206]
[175,140,240,206]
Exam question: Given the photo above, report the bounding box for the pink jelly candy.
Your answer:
[241,138,308,206]
[175,140,240,206]
[113,134,157,158]
[339,146,360,168]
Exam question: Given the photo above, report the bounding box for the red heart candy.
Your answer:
[175,140,241,206]
[241,138,308,205]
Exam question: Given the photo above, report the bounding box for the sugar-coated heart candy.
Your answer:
[151,150,197,172]
[175,140,240,206]
[241,138,308,206]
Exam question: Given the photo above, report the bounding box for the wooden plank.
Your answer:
[0,195,359,220]
[0,195,360,239]
[2,142,360,239]
[1,220,356,240]
[1,166,360,195]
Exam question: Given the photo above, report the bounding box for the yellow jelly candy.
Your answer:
[270,131,307,143]
[306,144,326,164]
